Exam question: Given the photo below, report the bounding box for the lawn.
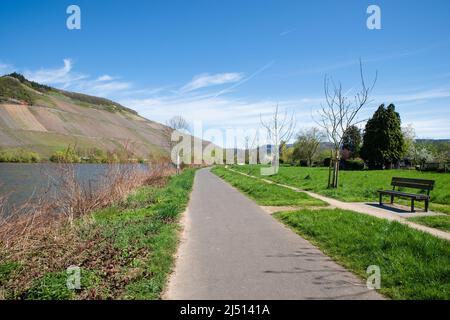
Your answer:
[0,169,196,300]
[212,166,326,207]
[408,215,450,232]
[231,165,450,214]
[275,209,450,300]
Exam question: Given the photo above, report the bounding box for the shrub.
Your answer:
[0,149,41,163]
[299,159,309,167]
[341,159,365,171]
[49,147,81,163]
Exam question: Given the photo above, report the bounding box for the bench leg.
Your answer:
[425,200,429,212]
[411,199,415,212]
[379,193,383,206]
[390,195,394,204]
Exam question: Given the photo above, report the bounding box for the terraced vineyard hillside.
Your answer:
[0,74,184,159]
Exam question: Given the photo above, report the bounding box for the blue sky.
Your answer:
[1,0,450,141]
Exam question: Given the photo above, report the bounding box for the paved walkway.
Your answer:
[228,169,450,241]
[165,168,382,300]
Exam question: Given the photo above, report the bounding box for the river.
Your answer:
[0,163,149,216]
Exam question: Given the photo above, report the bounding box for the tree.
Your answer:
[407,144,434,167]
[260,104,295,175]
[280,146,294,164]
[316,60,377,188]
[360,104,405,169]
[402,124,416,159]
[293,128,324,166]
[163,116,190,172]
[342,125,362,158]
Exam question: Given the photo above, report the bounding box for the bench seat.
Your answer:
[378,190,429,200]
[377,177,435,212]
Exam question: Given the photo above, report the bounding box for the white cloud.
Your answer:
[22,59,132,97]
[377,86,450,104]
[280,28,296,36]
[180,72,244,93]
[122,81,450,144]
[24,58,87,88]
[70,76,132,97]
[96,75,115,81]
[0,62,13,75]
[122,94,317,131]
[12,59,450,140]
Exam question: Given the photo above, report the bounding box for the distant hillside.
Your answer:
[0,73,197,160]
[416,139,450,144]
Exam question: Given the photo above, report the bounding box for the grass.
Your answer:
[25,269,102,300]
[212,166,326,207]
[213,166,449,299]
[408,215,450,232]
[0,262,21,286]
[0,168,196,300]
[231,165,450,214]
[275,208,450,300]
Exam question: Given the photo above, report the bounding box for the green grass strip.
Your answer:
[408,215,450,232]
[212,166,326,207]
[231,165,450,214]
[275,208,450,300]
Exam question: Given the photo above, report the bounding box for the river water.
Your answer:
[0,163,149,216]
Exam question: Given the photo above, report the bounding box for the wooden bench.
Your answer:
[378,177,435,212]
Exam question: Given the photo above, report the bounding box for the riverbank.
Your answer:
[0,168,195,299]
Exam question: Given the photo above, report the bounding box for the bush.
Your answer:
[0,149,41,163]
[49,147,81,163]
[0,77,35,105]
[299,159,309,167]
[323,157,332,167]
[341,159,365,171]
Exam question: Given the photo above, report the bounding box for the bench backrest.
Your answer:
[391,177,435,191]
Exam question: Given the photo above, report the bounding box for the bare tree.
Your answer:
[163,116,191,173]
[163,116,190,147]
[316,60,377,188]
[260,104,295,175]
[293,128,324,167]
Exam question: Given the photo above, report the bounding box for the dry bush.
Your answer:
[0,161,176,298]
[0,162,173,249]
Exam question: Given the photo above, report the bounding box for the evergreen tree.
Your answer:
[360,104,405,169]
[342,125,362,158]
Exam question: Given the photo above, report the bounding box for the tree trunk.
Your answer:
[330,149,340,188]
[327,150,333,188]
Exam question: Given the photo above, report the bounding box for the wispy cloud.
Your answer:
[279,28,296,36]
[0,62,13,75]
[77,80,133,97]
[180,72,244,93]
[11,58,450,140]
[96,75,115,81]
[376,85,450,105]
[211,61,275,98]
[24,59,88,88]
[22,59,133,97]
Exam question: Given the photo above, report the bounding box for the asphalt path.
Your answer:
[165,168,383,300]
